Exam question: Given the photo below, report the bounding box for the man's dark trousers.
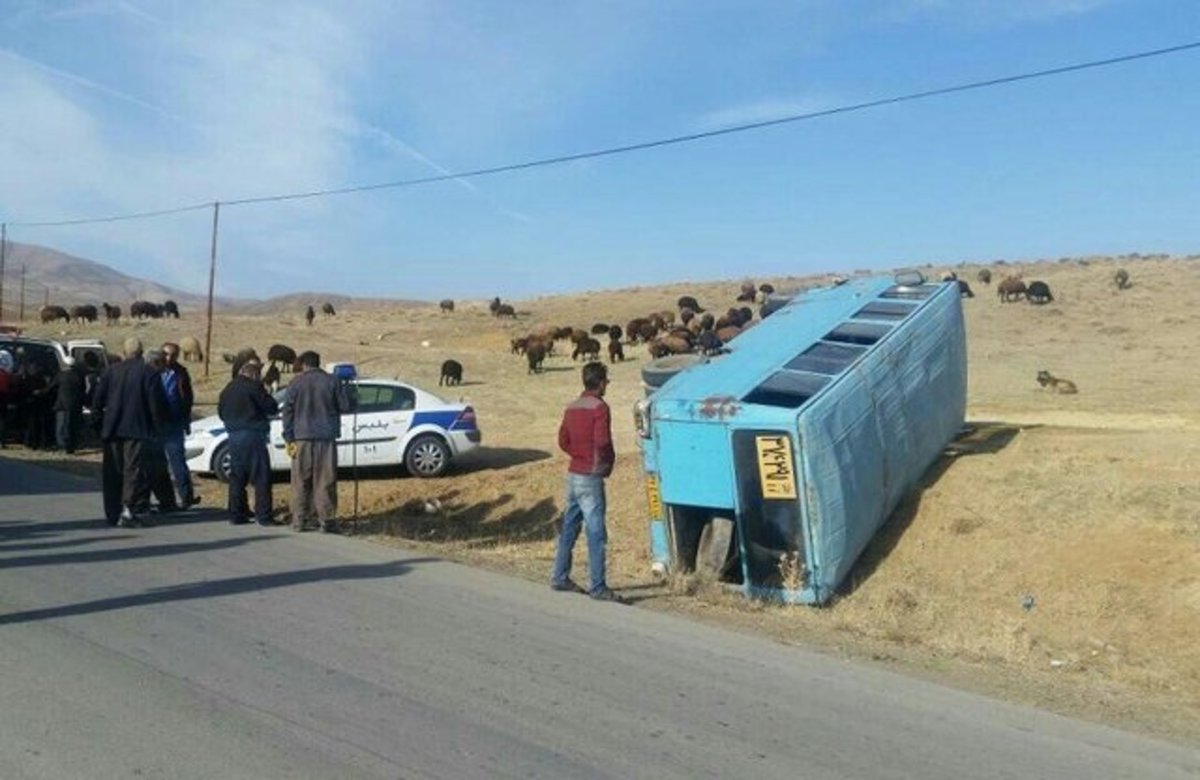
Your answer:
[228,429,272,523]
[101,438,148,524]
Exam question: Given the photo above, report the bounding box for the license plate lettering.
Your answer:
[755,435,797,500]
[645,475,664,519]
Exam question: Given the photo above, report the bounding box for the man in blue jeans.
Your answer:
[551,361,627,603]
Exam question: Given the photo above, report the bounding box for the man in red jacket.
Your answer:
[550,361,626,603]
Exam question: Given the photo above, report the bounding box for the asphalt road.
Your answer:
[0,457,1196,779]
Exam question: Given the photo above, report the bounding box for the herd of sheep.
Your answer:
[38,299,180,324]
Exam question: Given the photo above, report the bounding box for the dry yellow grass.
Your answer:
[10,255,1199,743]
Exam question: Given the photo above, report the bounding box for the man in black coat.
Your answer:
[91,337,169,527]
[46,356,86,453]
[218,358,279,525]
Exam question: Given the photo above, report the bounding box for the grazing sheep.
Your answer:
[569,328,589,344]
[715,325,741,343]
[179,335,204,362]
[607,337,625,363]
[736,281,757,302]
[1026,281,1053,304]
[647,334,692,359]
[267,344,297,371]
[70,304,98,323]
[608,324,623,342]
[510,336,528,355]
[162,300,180,318]
[677,295,703,313]
[39,305,70,324]
[758,283,775,296]
[322,302,336,317]
[679,307,695,325]
[699,312,715,331]
[495,303,516,318]
[305,305,315,326]
[625,318,649,343]
[590,323,610,335]
[130,300,163,319]
[636,321,659,343]
[439,299,455,313]
[957,280,975,298]
[1037,370,1077,394]
[489,296,502,316]
[997,277,1027,303]
[263,363,281,393]
[976,269,992,285]
[697,330,723,355]
[439,359,463,386]
[102,302,121,324]
[526,342,547,374]
[572,337,601,361]
[1114,268,1131,290]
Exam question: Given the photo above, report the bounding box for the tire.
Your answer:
[641,354,707,390]
[213,442,233,483]
[695,515,736,577]
[405,435,450,478]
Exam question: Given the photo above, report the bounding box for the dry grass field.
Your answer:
[9,255,1199,743]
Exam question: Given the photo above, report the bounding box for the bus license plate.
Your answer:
[645,475,664,519]
[755,435,797,500]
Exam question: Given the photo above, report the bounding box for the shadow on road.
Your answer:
[0,557,438,626]
[0,534,280,571]
[0,455,96,496]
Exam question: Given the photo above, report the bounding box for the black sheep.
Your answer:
[439,359,463,386]
[607,337,624,363]
[677,295,703,313]
[1026,281,1053,304]
[267,344,297,371]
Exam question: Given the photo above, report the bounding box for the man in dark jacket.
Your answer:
[160,342,198,507]
[46,356,86,453]
[91,337,169,527]
[282,351,351,533]
[550,361,625,603]
[218,358,279,526]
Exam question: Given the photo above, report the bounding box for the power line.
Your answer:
[8,40,1200,226]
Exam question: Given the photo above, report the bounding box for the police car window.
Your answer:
[390,387,415,411]
[354,385,388,413]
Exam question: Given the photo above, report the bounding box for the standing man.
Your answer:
[91,337,168,528]
[282,351,351,533]
[160,342,199,507]
[218,358,279,526]
[550,361,626,603]
[46,356,86,454]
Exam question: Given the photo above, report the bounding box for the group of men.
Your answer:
[84,336,624,600]
[90,338,352,533]
[91,338,198,526]
[215,350,351,532]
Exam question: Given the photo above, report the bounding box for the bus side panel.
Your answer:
[800,285,967,597]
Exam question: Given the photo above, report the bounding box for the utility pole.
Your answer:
[43,286,49,308]
[18,265,26,321]
[203,202,220,378]
[0,223,7,322]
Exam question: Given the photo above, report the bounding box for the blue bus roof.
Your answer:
[650,275,947,414]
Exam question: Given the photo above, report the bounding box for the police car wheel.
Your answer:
[406,435,449,478]
[213,443,233,483]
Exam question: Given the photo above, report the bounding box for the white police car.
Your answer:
[184,377,481,480]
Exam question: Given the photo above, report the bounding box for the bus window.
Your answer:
[851,301,916,321]
[823,321,892,346]
[743,370,830,409]
[784,341,865,376]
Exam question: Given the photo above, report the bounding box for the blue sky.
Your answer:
[0,0,1197,300]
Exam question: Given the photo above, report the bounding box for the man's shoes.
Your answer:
[589,588,629,604]
[551,578,585,594]
[117,506,139,528]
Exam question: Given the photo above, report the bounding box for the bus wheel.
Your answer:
[696,515,736,577]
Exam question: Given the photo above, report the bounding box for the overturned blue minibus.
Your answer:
[635,273,967,604]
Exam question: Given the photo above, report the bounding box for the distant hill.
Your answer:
[0,241,241,315]
[0,242,430,319]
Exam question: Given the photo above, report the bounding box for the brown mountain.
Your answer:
[0,241,240,316]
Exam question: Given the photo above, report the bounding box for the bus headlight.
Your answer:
[633,399,652,438]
